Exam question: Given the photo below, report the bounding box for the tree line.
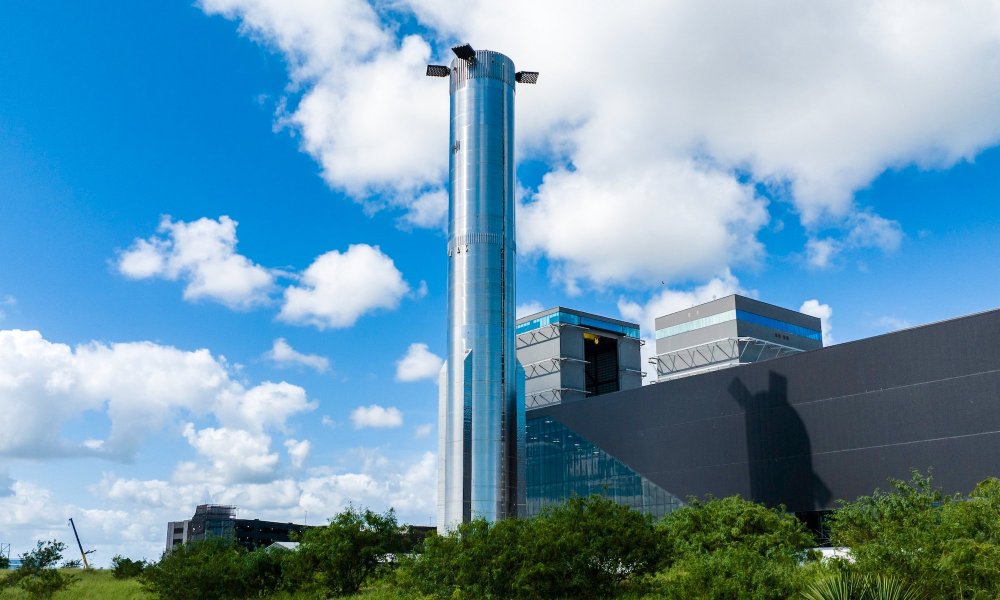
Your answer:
[8,471,1000,599]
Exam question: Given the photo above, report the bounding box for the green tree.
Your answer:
[404,516,536,599]
[646,495,815,600]
[524,495,658,599]
[283,505,404,596]
[141,537,281,600]
[111,554,148,579]
[0,553,9,570]
[829,471,1000,599]
[3,540,79,600]
[404,495,658,600]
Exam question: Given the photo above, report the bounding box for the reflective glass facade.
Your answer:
[655,309,821,341]
[517,311,641,339]
[525,416,683,519]
[439,50,524,531]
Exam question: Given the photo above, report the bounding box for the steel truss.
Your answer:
[521,356,588,380]
[650,337,804,379]
[526,387,589,409]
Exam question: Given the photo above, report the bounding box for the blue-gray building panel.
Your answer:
[529,309,1000,514]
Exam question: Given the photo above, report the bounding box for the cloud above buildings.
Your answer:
[394,342,443,382]
[284,439,311,469]
[0,329,315,460]
[799,299,835,345]
[119,217,413,329]
[806,211,904,269]
[279,245,410,329]
[117,215,275,309]
[181,424,281,483]
[515,302,545,319]
[265,338,331,373]
[350,405,404,429]
[198,0,1000,289]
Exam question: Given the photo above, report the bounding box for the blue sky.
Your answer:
[1,0,999,562]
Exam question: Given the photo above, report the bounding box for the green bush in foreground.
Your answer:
[141,537,282,600]
[2,541,79,600]
[282,506,404,597]
[641,495,816,600]
[829,471,1000,599]
[800,573,922,600]
[111,555,148,579]
[403,496,659,600]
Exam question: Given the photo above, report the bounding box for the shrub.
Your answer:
[525,495,659,599]
[282,505,405,597]
[111,554,148,579]
[646,495,816,599]
[800,573,922,600]
[141,537,282,600]
[3,540,79,600]
[405,495,658,600]
[829,471,1000,599]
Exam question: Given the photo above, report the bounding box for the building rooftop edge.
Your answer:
[515,306,639,330]
[653,293,821,330]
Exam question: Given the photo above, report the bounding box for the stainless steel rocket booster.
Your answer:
[427,46,537,530]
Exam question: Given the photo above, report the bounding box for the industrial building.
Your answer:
[425,45,1000,533]
[515,307,644,409]
[524,304,1000,530]
[653,294,822,381]
[166,505,310,552]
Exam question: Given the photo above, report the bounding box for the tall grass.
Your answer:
[0,569,153,600]
[0,570,413,600]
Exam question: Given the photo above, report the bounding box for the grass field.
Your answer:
[0,569,153,599]
[0,569,409,600]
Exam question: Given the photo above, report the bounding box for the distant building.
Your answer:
[516,307,644,409]
[165,520,189,552]
[652,294,822,381]
[165,504,310,553]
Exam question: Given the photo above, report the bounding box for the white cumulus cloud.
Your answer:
[117,215,275,309]
[350,405,403,429]
[182,424,280,483]
[806,211,904,268]
[284,439,311,470]
[265,338,330,373]
[200,0,447,222]
[520,162,767,290]
[516,301,545,319]
[0,449,438,563]
[0,329,315,460]
[395,343,443,382]
[799,299,834,345]
[200,0,1000,284]
[279,244,410,329]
